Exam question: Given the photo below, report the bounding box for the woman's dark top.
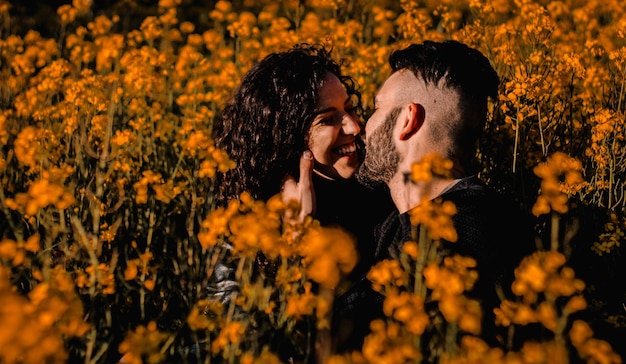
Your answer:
[312,174,397,354]
[312,174,396,282]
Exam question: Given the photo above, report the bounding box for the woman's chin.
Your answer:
[314,164,356,180]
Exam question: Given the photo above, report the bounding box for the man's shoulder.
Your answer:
[442,176,521,210]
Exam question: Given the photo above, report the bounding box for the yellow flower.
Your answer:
[402,240,419,259]
[360,320,420,363]
[564,295,587,314]
[144,279,156,291]
[140,16,163,41]
[285,282,316,319]
[198,200,239,249]
[592,213,625,255]
[187,299,224,331]
[570,320,593,347]
[72,0,91,13]
[13,126,39,168]
[383,289,428,335]
[367,259,407,292]
[214,0,232,14]
[158,0,181,9]
[532,152,585,216]
[458,299,482,335]
[424,261,465,297]
[211,321,245,354]
[409,197,458,242]
[111,129,136,147]
[0,266,88,363]
[240,348,282,364]
[416,151,454,180]
[24,234,40,253]
[6,179,75,216]
[118,321,169,364]
[88,14,118,37]
[124,261,138,280]
[0,239,19,264]
[57,4,77,24]
[299,225,357,289]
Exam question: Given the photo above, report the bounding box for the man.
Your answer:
[332,40,536,354]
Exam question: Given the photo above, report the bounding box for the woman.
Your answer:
[208,43,395,359]
[214,43,362,207]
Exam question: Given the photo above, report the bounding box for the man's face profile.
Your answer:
[356,106,401,188]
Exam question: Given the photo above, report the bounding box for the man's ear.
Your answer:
[399,102,425,140]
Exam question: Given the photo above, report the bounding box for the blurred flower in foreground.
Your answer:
[409,152,457,242]
[0,266,89,363]
[299,225,357,289]
[118,321,169,364]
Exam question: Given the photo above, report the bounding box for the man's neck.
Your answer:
[388,175,464,214]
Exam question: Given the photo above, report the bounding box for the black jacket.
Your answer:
[331,176,536,355]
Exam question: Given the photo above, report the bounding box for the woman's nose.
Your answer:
[342,114,361,136]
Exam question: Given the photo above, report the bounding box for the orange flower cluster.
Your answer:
[409,198,458,242]
[5,179,74,216]
[358,320,421,363]
[367,259,408,293]
[483,250,622,363]
[532,152,585,216]
[198,193,287,258]
[0,235,40,266]
[410,152,454,183]
[118,321,169,364]
[0,266,89,363]
[299,225,357,289]
[570,320,623,364]
[424,256,482,335]
[593,213,624,255]
[383,288,429,335]
[408,153,458,242]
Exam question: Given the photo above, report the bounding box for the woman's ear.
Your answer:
[399,102,425,140]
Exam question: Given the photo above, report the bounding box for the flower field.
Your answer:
[0,0,625,362]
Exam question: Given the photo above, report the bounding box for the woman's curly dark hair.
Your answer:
[211,43,362,207]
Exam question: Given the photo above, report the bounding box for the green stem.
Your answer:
[513,111,520,173]
[550,212,559,252]
[415,226,428,297]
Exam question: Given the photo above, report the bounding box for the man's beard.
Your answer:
[356,107,401,188]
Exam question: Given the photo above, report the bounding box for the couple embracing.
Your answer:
[209,40,535,362]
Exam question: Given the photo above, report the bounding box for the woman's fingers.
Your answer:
[298,150,315,219]
[280,150,316,221]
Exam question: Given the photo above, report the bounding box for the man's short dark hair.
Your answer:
[389,40,499,171]
[389,40,499,104]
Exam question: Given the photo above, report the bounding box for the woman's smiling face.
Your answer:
[308,73,362,180]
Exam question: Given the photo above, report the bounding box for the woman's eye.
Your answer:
[315,117,333,126]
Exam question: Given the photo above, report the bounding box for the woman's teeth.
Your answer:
[334,143,356,156]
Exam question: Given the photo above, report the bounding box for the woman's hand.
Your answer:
[281,150,315,221]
